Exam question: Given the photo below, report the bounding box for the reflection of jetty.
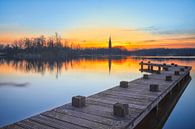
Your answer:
[4,62,192,129]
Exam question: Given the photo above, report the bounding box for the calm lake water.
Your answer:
[0,57,195,128]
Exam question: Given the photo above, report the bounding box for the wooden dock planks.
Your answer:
[2,62,192,129]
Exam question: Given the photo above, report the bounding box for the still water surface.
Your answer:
[0,57,194,128]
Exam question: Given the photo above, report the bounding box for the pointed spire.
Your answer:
[108,35,112,49]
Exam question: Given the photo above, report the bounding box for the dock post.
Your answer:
[148,61,151,70]
[148,65,151,70]
[151,65,154,71]
[143,74,149,79]
[140,61,143,71]
[72,96,86,108]
[165,76,172,81]
[120,81,128,88]
[150,84,159,92]
[163,67,169,71]
[157,66,161,74]
[174,71,180,76]
[113,103,129,117]
[158,66,161,72]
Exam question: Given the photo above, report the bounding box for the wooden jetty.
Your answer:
[3,62,192,129]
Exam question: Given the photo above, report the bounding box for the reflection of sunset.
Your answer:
[67,58,140,73]
[0,58,140,76]
[1,58,195,76]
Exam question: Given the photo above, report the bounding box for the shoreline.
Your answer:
[133,56,195,60]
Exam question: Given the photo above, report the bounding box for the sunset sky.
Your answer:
[0,0,195,49]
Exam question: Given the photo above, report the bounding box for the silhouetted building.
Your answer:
[108,36,112,49]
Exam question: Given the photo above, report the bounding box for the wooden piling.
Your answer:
[150,84,159,92]
[72,96,86,108]
[113,103,129,117]
[120,81,128,88]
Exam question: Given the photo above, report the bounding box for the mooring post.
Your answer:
[72,96,86,108]
[143,74,149,79]
[163,67,169,71]
[150,84,159,92]
[148,64,151,70]
[151,65,154,71]
[165,75,172,81]
[148,61,151,70]
[174,71,180,76]
[120,81,128,88]
[158,66,161,72]
[113,103,129,117]
[163,63,166,71]
[157,66,161,74]
[140,61,143,71]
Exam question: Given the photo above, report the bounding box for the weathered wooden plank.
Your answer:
[42,110,111,129]
[52,107,130,127]
[56,102,141,129]
[30,114,87,129]
[89,95,149,107]
[87,97,147,109]
[148,74,180,81]
[86,99,143,113]
[101,89,156,100]
[107,86,161,97]
[16,119,55,129]
[60,103,139,120]
[131,78,174,87]
[90,93,152,106]
[91,90,155,102]
[127,83,169,91]
[3,125,24,129]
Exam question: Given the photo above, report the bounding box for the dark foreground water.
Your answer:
[0,57,194,128]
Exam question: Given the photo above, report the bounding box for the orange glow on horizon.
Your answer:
[0,27,195,50]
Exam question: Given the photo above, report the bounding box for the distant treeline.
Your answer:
[130,48,195,56]
[0,34,195,59]
[0,33,129,59]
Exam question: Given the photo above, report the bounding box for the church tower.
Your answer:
[108,36,112,49]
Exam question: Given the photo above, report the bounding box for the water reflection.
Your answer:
[0,57,195,128]
[0,56,134,77]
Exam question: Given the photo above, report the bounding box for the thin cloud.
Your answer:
[0,82,30,87]
[121,26,159,32]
